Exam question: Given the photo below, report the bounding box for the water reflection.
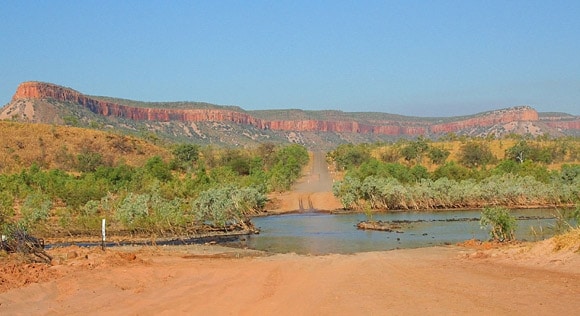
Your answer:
[247,209,562,255]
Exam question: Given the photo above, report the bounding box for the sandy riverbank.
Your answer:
[1,238,579,315]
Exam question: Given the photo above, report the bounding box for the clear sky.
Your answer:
[1,1,579,116]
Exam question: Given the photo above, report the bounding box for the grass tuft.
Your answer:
[553,228,580,252]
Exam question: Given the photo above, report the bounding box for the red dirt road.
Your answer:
[1,242,579,315]
[267,152,342,213]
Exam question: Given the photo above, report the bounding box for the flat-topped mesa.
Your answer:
[10,81,426,135]
[12,81,80,101]
[12,81,264,124]
[12,81,568,136]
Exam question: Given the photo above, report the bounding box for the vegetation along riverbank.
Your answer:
[0,122,309,245]
[330,136,580,211]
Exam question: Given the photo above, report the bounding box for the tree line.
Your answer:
[330,136,580,211]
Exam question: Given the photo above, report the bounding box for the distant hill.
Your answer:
[1,81,578,149]
[0,120,171,173]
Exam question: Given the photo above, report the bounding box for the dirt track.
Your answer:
[267,152,342,213]
[1,242,579,315]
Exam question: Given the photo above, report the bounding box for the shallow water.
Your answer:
[247,209,564,255]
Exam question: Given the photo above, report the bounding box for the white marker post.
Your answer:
[101,218,106,251]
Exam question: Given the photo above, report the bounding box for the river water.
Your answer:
[246,209,566,255]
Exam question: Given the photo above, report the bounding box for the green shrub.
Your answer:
[0,191,14,225]
[115,193,150,230]
[401,138,428,162]
[193,186,266,228]
[144,156,173,181]
[329,144,371,171]
[60,175,108,208]
[459,142,496,168]
[72,200,103,231]
[432,162,471,181]
[351,160,415,183]
[480,207,517,242]
[428,147,450,165]
[172,144,200,171]
[560,164,580,184]
[77,151,105,172]
[506,140,555,164]
[333,176,362,209]
[269,144,309,191]
[20,191,52,232]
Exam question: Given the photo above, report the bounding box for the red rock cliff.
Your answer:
[12,81,573,136]
[11,82,425,135]
[542,120,580,130]
[429,107,540,134]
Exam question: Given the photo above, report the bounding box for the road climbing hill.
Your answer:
[267,152,342,213]
[294,151,334,193]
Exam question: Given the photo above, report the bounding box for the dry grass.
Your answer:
[553,228,580,252]
[0,121,171,172]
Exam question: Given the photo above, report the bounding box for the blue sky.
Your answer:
[1,1,578,116]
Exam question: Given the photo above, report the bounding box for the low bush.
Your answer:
[193,185,266,229]
[480,207,516,242]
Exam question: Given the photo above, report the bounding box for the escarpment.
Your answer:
[5,81,579,138]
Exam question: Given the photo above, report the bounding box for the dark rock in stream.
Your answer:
[356,221,403,233]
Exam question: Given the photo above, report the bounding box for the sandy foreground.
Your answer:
[1,240,579,316]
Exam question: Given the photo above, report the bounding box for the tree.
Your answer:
[77,150,105,172]
[506,140,554,164]
[229,157,251,176]
[115,193,150,230]
[427,147,450,165]
[21,191,52,230]
[459,142,496,168]
[172,144,199,167]
[63,115,79,126]
[506,141,533,164]
[351,160,415,183]
[256,143,277,169]
[269,144,309,191]
[401,145,419,162]
[144,156,172,181]
[329,144,371,170]
[432,162,471,181]
[401,137,429,163]
[493,159,520,174]
[200,146,217,168]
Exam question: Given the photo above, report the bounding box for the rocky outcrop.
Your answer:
[7,81,578,136]
[537,113,580,133]
[356,221,403,232]
[541,120,580,131]
[429,107,540,134]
